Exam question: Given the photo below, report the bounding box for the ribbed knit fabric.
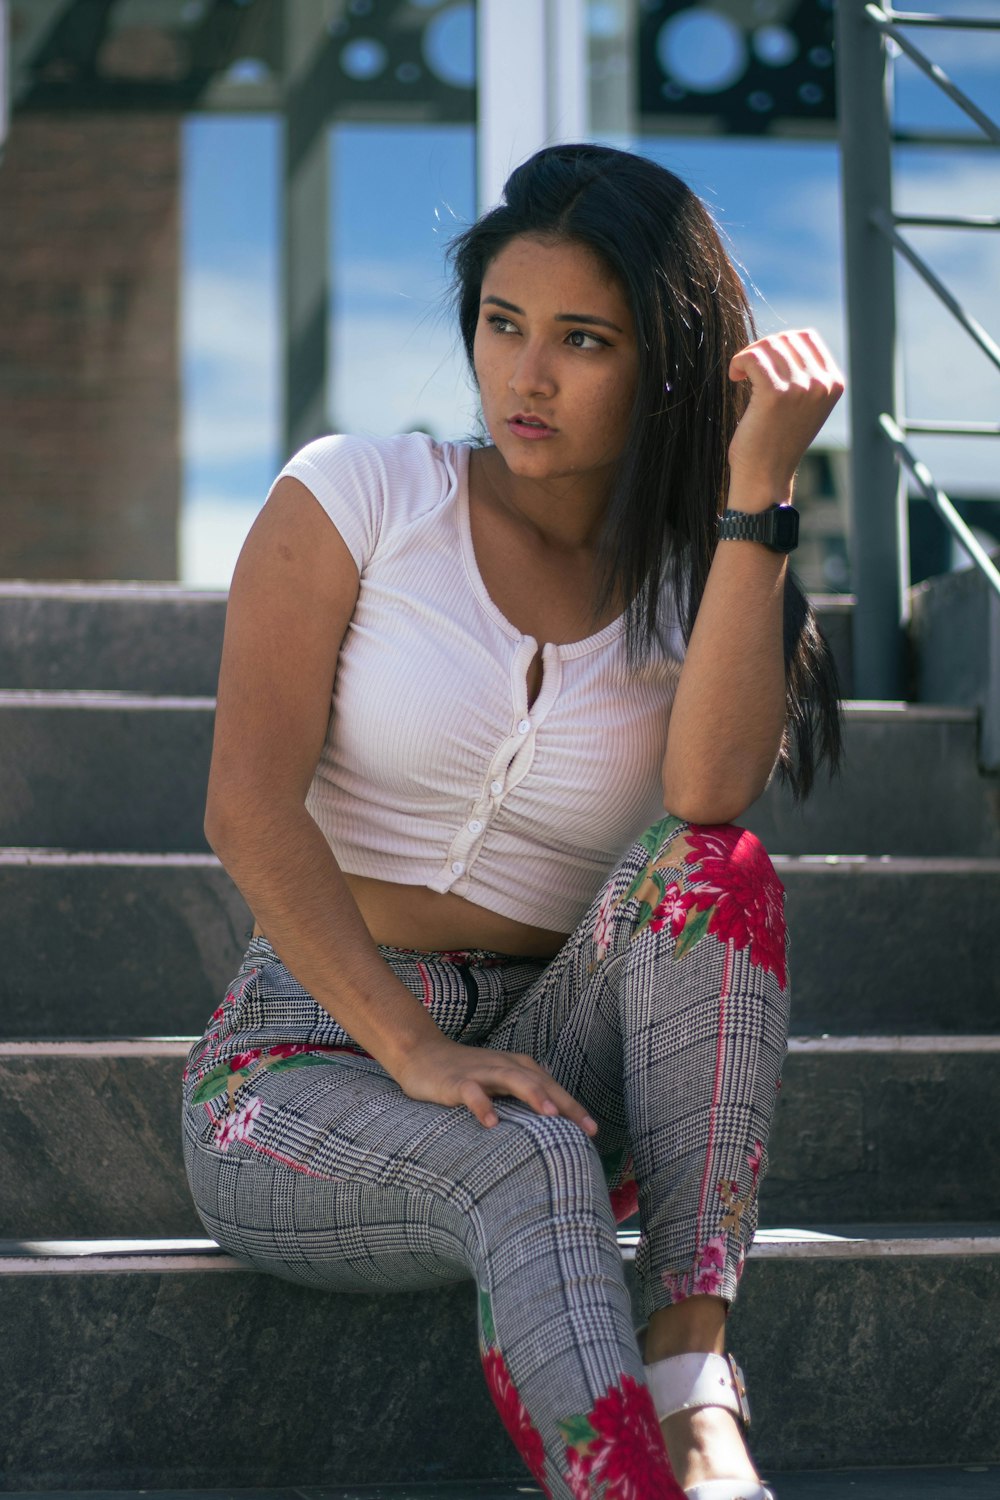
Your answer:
[271,432,686,933]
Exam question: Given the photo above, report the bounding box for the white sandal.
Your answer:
[643,1350,775,1500]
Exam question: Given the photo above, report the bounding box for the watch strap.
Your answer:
[718,504,799,553]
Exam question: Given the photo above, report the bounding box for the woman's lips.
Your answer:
[508,416,556,440]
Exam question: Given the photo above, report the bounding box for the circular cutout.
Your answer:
[340,37,388,81]
[753,24,798,67]
[656,9,748,95]
[422,3,475,89]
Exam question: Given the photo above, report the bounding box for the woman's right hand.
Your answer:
[392,1035,599,1137]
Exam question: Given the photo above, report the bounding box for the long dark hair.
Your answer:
[449,143,842,799]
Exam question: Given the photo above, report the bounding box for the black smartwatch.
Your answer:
[717,504,799,554]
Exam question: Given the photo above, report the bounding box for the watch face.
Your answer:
[773,506,799,551]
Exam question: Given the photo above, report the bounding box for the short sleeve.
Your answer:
[266,434,389,571]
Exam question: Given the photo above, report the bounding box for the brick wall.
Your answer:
[0,114,180,580]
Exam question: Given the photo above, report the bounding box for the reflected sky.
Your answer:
[179,13,1000,586]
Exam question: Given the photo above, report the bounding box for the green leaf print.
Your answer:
[479,1286,497,1347]
[264,1053,335,1075]
[190,1064,233,1105]
[557,1413,598,1449]
[634,899,653,931]
[673,904,713,960]
[639,815,681,857]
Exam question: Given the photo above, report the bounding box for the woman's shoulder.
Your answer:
[269,431,470,570]
[285,429,468,487]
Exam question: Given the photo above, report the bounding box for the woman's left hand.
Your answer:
[727,328,844,502]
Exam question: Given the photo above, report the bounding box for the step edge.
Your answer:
[3,1036,999,1057]
[0,690,216,710]
[0,692,981,723]
[0,581,227,601]
[3,1227,998,1275]
[5,849,1000,874]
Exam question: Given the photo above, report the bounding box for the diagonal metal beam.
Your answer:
[865,3,1000,145]
[872,207,1000,374]
[880,414,1000,598]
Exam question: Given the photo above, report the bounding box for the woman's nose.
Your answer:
[509,341,556,398]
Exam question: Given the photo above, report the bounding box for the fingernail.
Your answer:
[541,1100,558,1115]
[584,1116,598,1134]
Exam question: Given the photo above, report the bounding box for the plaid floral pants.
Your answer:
[182,816,789,1500]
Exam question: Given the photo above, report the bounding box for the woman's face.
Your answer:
[472,234,639,494]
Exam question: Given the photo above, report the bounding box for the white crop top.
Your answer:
[270,431,686,934]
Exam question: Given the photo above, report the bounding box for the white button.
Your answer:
[451,860,465,876]
[490,780,503,796]
[517,718,531,734]
[468,819,483,834]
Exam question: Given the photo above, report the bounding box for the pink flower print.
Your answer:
[588,1375,683,1500]
[210,1006,226,1024]
[681,824,787,989]
[267,1042,318,1060]
[564,1446,595,1500]
[747,1140,763,1189]
[692,1234,728,1296]
[233,1097,261,1141]
[593,880,617,963]
[228,1049,262,1072]
[481,1345,550,1492]
[662,1235,730,1303]
[214,1097,262,1151]
[213,1112,241,1151]
[609,1157,639,1224]
[648,882,691,939]
[660,1266,691,1302]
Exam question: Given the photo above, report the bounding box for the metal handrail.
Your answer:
[836,1,1000,695]
[893,213,1000,229]
[871,207,1000,373]
[903,420,1000,436]
[865,3,1000,144]
[881,10,1000,28]
[880,416,1000,598]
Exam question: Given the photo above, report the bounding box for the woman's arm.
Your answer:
[661,329,843,824]
[206,476,596,1136]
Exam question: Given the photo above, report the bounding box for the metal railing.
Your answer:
[835,1,1000,699]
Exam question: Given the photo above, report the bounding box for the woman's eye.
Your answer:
[486,314,518,334]
[566,329,606,350]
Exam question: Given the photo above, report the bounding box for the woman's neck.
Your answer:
[474,444,613,554]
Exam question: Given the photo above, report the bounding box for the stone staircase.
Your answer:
[1,579,998,1496]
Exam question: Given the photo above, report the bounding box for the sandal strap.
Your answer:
[644,1351,752,1427]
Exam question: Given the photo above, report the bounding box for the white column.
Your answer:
[477,0,589,212]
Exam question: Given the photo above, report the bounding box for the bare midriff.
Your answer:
[252,872,570,960]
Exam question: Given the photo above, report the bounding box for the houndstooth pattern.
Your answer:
[182,819,789,1500]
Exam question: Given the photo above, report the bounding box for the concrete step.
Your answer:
[1,694,997,855]
[1,853,996,1038]
[0,582,227,696]
[0,851,252,1038]
[0,1227,996,1488]
[0,691,215,851]
[741,703,1000,857]
[0,582,860,700]
[1,1039,997,1238]
[5,1474,1000,1500]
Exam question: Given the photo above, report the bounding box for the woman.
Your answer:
[182,143,843,1500]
